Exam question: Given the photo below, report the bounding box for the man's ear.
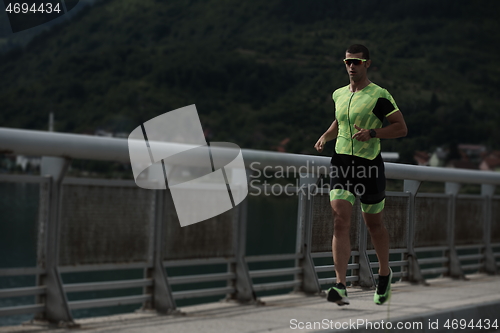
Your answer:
[365,59,372,68]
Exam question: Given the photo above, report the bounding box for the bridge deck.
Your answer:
[2,273,500,333]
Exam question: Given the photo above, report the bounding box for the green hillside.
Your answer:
[0,0,100,53]
[1,0,500,163]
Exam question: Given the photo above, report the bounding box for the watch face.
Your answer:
[370,129,376,138]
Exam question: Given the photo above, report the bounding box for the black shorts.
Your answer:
[329,151,386,205]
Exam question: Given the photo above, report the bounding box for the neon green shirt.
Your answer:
[333,83,399,160]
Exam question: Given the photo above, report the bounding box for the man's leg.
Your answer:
[326,197,353,305]
[331,199,353,285]
[362,209,390,276]
[363,207,393,305]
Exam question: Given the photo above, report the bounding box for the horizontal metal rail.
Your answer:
[249,267,302,279]
[367,248,408,255]
[63,177,138,188]
[68,294,151,310]
[391,271,408,278]
[64,279,152,293]
[314,263,359,273]
[311,252,334,258]
[0,267,46,276]
[252,280,301,292]
[457,254,484,261]
[461,263,483,271]
[2,127,500,184]
[370,260,409,268]
[421,267,449,275]
[171,287,235,300]
[168,272,235,285]
[416,193,451,199]
[418,257,449,265]
[414,246,448,253]
[455,244,485,251]
[59,263,151,273]
[163,258,235,268]
[0,286,46,298]
[314,265,335,273]
[0,174,49,184]
[245,253,303,262]
[311,251,360,258]
[0,304,45,317]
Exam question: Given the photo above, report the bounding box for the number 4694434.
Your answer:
[5,2,61,14]
[443,319,498,330]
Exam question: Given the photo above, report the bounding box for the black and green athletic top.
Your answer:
[332,82,399,160]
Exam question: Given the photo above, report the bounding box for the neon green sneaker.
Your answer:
[327,283,349,306]
[374,269,392,305]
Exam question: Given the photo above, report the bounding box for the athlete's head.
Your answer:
[344,44,371,83]
[346,44,370,60]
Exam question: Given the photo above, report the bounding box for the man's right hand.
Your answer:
[314,137,326,152]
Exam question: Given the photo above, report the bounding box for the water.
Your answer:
[0,183,39,268]
[0,182,39,326]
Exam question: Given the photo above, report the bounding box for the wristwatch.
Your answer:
[369,129,377,138]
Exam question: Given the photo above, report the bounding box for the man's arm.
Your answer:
[352,111,407,142]
[314,120,338,152]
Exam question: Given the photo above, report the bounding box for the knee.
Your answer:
[332,209,350,233]
[364,218,385,233]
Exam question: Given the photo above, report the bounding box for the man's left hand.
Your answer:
[352,124,371,142]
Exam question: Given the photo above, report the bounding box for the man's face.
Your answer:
[345,52,371,82]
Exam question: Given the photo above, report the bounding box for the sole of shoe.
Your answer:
[327,288,350,306]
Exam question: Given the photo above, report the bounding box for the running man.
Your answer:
[314,44,407,306]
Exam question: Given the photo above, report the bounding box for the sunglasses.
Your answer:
[343,58,367,66]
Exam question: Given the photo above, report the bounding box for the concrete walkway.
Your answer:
[2,273,500,333]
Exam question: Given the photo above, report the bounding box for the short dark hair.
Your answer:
[346,44,370,60]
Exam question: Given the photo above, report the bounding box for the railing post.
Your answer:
[231,191,256,302]
[481,184,497,274]
[445,182,464,279]
[296,173,321,294]
[37,156,76,325]
[404,180,425,284]
[145,189,177,314]
[35,175,51,316]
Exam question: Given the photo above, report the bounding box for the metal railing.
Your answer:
[0,127,499,326]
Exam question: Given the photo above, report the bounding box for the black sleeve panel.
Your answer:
[372,98,396,122]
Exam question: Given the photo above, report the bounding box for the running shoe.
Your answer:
[374,268,392,305]
[327,283,349,306]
